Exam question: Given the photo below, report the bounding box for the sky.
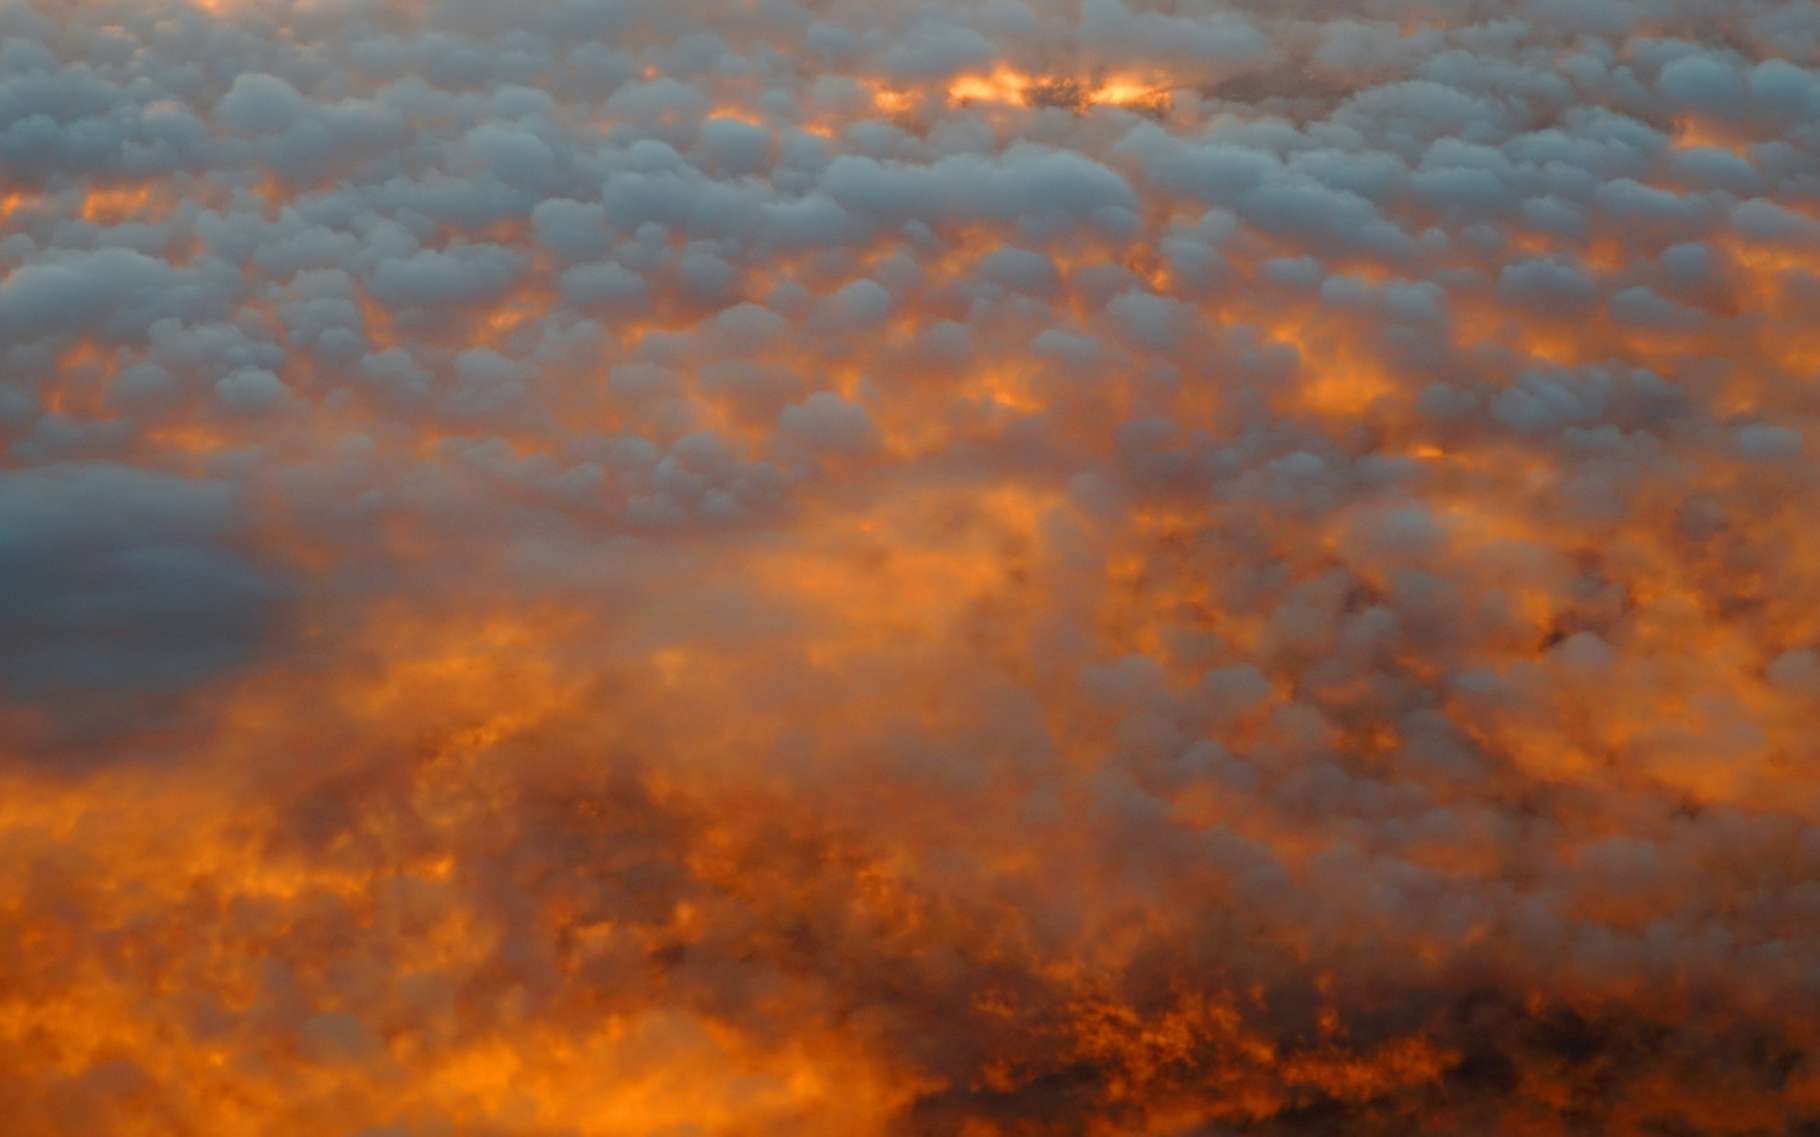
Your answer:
[2,0,1819,1134]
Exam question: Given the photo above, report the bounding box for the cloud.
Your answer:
[218,73,309,134]
[0,2,1817,1135]
[0,462,285,709]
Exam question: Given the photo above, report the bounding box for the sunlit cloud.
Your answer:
[3,0,1820,1134]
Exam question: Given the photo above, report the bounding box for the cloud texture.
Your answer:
[3,0,1820,1134]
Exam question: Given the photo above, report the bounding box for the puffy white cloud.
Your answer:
[218,73,309,134]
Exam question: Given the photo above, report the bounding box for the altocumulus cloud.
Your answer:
[1,1,1819,1135]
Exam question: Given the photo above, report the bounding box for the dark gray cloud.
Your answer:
[0,462,285,703]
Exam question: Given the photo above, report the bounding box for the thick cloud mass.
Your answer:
[3,1,1820,1135]
[0,462,282,700]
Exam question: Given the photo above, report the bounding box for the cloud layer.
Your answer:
[3,1,1820,1135]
